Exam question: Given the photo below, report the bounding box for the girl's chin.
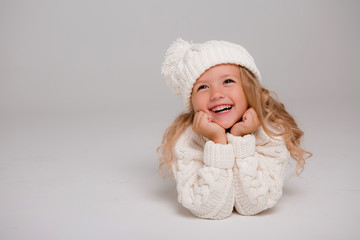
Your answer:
[211,113,240,130]
[215,121,235,130]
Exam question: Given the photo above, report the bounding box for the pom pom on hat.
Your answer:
[161,38,262,112]
[161,38,192,97]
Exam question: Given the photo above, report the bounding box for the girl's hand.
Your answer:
[230,108,260,137]
[192,111,227,144]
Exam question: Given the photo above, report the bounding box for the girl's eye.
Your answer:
[224,79,234,84]
[197,85,208,91]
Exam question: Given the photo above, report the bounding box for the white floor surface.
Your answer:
[1,103,359,240]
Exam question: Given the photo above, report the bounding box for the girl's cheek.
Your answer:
[190,101,196,112]
[191,96,200,112]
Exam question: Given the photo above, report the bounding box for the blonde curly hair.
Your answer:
[157,66,312,176]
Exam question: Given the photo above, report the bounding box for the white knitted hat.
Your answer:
[161,38,262,112]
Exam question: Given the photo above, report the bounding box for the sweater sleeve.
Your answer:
[228,126,290,216]
[172,129,235,219]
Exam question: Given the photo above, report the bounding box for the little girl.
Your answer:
[158,39,311,219]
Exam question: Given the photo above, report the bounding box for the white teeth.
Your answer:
[211,105,232,113]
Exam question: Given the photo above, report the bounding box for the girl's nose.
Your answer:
[210,87,224,101]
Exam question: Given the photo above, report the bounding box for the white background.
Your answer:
[1,0,359,239]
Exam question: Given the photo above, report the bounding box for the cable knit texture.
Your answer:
[172,126,289,219]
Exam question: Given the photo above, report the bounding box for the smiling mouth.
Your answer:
[211,105,233,113]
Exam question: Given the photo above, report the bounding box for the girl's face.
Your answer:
[191,64,248,129]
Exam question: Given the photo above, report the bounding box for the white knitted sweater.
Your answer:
[172,126,290,219]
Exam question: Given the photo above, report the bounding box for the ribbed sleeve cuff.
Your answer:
[227,133,256,159]
[203,141,235,169]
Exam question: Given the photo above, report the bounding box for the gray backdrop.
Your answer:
[1,0,359,239]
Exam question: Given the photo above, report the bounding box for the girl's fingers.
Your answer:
[194,111,209,130]
[194,111,204,127]
[199,111,211,122]
[242,110,251,123]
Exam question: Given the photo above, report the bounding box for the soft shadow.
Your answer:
[282,184,296,196]
[282,180,304,197]
[256,206,278,216]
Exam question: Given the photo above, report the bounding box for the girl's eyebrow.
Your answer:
[194,79,208,86]
[195,74,240,86]
[219,74,239,79]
